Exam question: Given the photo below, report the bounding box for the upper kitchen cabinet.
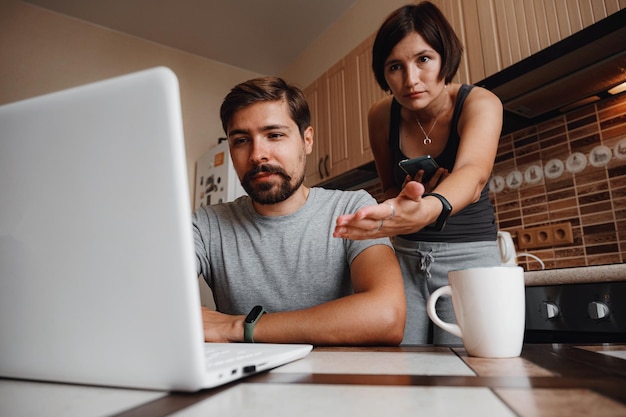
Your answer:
[454,0,626,82]
[304,59,351,186]
[344,34,388,170]
[431,0,479,84]
[324,59,351,178]
[306,35,388,186]
[303,79,323,187]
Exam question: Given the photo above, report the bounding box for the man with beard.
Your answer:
[193,77,406,345]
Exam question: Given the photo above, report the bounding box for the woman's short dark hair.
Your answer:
[372,1,463,91]
[220,76,311,137]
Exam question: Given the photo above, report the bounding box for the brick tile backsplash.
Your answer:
[490,92,626,270]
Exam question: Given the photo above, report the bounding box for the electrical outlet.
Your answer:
[551,222,574,246]
[516,222,573,249]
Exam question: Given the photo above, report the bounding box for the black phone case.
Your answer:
[398,156,439,182]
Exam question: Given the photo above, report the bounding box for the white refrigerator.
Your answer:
[194,139,246,210]
[193,140,247,308]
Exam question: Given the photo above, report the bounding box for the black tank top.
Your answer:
[389,84,496,242]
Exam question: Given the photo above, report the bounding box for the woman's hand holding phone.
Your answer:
[399,155,449,192]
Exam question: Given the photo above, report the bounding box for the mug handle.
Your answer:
[426,285,463,339]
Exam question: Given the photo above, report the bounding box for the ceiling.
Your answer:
[21,0,357,75]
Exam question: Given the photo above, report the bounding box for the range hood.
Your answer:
[477,8,626,135]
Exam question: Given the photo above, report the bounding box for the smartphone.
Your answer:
[398,155,440,182]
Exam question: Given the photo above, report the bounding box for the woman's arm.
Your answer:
[333,86,502,240]
[428,86,502,213]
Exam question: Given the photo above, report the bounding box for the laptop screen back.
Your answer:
[0,67,208,391]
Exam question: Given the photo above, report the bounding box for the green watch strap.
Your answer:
[243,305,266,343]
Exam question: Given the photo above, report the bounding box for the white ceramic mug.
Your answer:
[426,266,525,358]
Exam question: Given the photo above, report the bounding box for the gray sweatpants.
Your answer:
[393,237,501,345]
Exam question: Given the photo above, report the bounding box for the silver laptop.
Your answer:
[0,67,311,392]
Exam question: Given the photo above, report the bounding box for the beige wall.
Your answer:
[0,0,261,200]
[280,0,409,88]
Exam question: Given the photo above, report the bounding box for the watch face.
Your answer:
[245,305,264,323]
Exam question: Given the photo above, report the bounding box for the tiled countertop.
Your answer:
[4,345,626,416]
[135,345,626,416]
[525,263,626,286]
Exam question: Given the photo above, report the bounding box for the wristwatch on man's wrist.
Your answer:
[423,192,452,231]
[244,305,266,343]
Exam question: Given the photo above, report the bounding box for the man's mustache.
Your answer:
[243,164,291,183]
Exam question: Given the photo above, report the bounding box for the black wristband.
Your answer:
[423,192,452,231]
[244,305,266,343]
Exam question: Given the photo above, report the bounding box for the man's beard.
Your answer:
[241,164,305,205]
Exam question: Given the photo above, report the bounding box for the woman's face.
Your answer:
[383,31,445,111]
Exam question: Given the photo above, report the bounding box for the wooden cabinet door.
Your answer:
[324,59,350,177]
[483,0,623,79]
[303,79,326,186]
[433,0,625,83]
[305,62,351,186]
[344,34,388,169]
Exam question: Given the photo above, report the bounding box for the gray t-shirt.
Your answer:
[193,187,392,315]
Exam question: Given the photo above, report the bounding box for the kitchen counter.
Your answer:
[2,344,626,416]
[525,263,626,286]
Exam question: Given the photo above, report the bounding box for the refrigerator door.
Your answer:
[194,141,246,210]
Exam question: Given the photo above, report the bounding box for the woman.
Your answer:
[334,2,503,345]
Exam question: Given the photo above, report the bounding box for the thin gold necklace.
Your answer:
[413,86,448,145]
